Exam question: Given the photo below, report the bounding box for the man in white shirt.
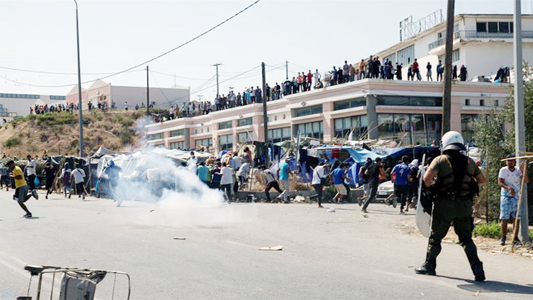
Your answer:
[220,162,234,203]
[237,161,250,188]
[263,166,282,203]
[230,153,243,171]
[71,164,86,199]
[26,155,37,191]
[498,155,528,245]
[313,69,321,88]
[311,162,326,208]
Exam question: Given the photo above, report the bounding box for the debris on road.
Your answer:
[259,245,283,251]
[327,208,336,213]
[173,237,186,240]
[150,209,155,212]
[363,214,369,218]
[293,195,306,203]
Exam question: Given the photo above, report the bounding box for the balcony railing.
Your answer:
[428,30,533,50]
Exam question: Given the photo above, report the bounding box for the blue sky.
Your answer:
[0,0,528,104]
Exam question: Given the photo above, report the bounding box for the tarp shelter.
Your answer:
[92,147,113,158]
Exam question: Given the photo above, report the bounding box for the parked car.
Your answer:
[377,180,394,200]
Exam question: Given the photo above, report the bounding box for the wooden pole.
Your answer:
[512,162,527,253]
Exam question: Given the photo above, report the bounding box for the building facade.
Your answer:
[0,93,66,117]
[145,79,509,152]
[66,79,190,110]
[375,14,533,82]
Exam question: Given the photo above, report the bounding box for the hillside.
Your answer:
[0,110,148,157]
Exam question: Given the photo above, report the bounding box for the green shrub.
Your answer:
[118,127,132,145]
[4,136,21,147]
[473,222,502,238]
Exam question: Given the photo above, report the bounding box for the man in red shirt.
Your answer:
[412,58,421,81]
[307,71,313,91]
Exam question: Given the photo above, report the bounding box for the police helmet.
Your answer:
[441,131,466,151]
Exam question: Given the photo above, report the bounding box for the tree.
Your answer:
[473,111,511,221]
[501,63,533,225]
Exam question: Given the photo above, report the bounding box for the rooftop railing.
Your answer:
[428,30,533,50]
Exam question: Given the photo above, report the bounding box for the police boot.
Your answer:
[415,262,436,276]
[470,262,485,282]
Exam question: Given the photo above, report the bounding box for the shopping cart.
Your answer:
[18,265,130,300]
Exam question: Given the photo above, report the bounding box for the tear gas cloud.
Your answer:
[106,151,248,228]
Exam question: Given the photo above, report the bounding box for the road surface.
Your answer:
[0,189,531,299]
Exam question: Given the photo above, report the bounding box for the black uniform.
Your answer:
[416,151,485,282]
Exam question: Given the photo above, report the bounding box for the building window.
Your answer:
[480,99,485,106]
[293,121,323,140]
[0,93,40,99]
[461,114,479,144]
[237,117,253,127]
[334,115,368,139]
[377,114,441,145]
[476,21,513,34]
[169,141,185,149]
[499,22,509,33]
[237,132,252,144]
[333,98,366,111]
[377,96,442,107]
[195,138,212,148]
[292,105,322,118]
[268,127,291,143]
[476,22,487,32]
[148,133,163,141]
[397,45,415,66]
[170,129,185,137]
[219,134,233,151]
[219,121,232,130]
[488,22,498,33]
[465,99,470,106]
[494,99,499,107]
[452,49,460,62]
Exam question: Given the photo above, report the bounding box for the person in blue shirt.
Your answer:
[196,162,210,186]
[391,156,411,214]
[331,163,348,204]
[277,158,291,203]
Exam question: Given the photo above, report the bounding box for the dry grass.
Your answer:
[0,110,145,157]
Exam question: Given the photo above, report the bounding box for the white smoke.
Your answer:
[107,150,247,228]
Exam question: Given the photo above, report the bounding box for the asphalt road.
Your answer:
[0,189,532,300]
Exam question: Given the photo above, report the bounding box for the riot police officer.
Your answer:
[415,131,486,281]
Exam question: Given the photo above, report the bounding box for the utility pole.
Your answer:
[285,61,289,80]
[262,62,269,166]
[212,63,222,96]
[442,0,455,134]
[74,0,84,157]
[146,65,150,116]
[513,0,530,242]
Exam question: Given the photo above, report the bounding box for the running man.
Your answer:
[71,164,87,200]
[7,160,38,218]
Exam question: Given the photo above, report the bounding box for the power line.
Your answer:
[149,69,212,81]
[0,0,261,89]
[156,64,260,107]
[88,0,261,83]
[0,65,143,76]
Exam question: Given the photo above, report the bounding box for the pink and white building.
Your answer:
[145,79,509,152]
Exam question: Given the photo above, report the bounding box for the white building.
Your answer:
[0,92,66,117]
[66,79,190,110]
[375,14,533,81]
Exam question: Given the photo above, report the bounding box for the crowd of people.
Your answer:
[157,58,473,121]
[0,153,90,218]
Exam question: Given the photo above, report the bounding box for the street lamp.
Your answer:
[74,0,84,157]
